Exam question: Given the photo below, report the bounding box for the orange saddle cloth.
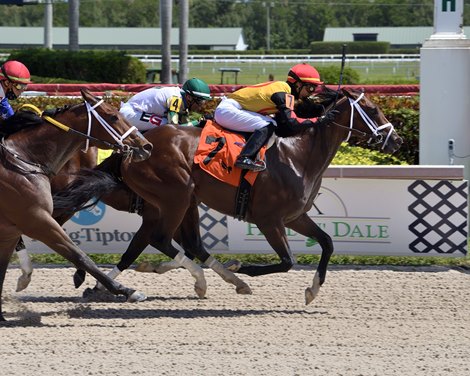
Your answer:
[194,120,266,187]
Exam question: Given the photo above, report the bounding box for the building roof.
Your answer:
[324,26,468,46]
[0,27,248,50]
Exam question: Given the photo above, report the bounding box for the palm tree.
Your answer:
[68,0,79,51]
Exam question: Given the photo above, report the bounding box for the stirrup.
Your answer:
[235,157,266,172]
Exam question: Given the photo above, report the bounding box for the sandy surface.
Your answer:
[1,264,469,376]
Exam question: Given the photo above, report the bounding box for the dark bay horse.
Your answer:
[0,89,152,321]
[54,88,402,304]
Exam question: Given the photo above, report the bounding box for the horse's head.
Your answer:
[335,88,403,154]
[79,89,153,162]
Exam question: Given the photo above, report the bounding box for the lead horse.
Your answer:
[54,88,403,303]
[0,89,152,321]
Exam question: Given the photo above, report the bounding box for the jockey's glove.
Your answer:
[316,109,339,126]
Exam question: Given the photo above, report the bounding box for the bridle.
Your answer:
[330,92,395,150]
[0,99,140,177]
[19,100,137,154]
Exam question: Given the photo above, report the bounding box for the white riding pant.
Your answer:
[119,103,169,132]
[214,98,276,133]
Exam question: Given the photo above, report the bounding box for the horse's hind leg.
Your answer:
[133,210,207,298]
[286,213,334,305]
[15,237,33,292]
[176,201,252,295]
[0,238,18,321]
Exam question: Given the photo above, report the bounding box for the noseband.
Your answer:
[335,92,395,150]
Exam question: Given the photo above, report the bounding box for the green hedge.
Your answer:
[310,41,390,54]
[12,94,416,165]
[8,49,146,84]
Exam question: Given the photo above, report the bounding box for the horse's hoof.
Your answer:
[127,290,147,303]
[194,282,207,299]
[16,273,32,292]
[82,287,94,299]
[224,259,242,272]
[305,287,319,305]
[73,270,86,288]
[236,283,252,295]
[135,262,154,273]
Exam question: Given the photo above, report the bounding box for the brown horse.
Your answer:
[14,146,100,292]
[0,89,152,321]
[53,88,402,304]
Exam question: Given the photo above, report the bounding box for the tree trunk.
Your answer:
[178,0,188,84]
[160,0,173,84]
[68,0,79,51]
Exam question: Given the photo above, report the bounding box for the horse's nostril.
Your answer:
[144,143,153,151]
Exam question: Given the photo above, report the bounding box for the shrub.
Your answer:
[9,49,146,84]
[11,94,414,165]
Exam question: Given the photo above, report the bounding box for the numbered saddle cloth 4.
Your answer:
[194,120,270,187]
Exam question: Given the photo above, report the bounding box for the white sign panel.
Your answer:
[228,178,468,257]
[433,0,465,37]
[24,178,467,258]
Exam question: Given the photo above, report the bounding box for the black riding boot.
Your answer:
[235,124,275,172]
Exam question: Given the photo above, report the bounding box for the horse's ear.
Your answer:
[341,87,352,98]
[80,88,99,104]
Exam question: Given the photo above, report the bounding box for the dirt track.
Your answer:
[1,265,469,376]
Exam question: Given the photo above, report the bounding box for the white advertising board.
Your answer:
[24,177,468,257]
[228,178,468,257]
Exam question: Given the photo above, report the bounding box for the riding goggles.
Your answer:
[302,83,318,93]
[12,82,28,91]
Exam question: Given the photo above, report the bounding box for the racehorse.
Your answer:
[0,89,152,321]
[14,146,100,292]
[53,88,402,304]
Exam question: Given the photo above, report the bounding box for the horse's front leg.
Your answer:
[286,213,334,305]
[0,238,19,321]
[234,220,295,276]
[25,216,146,303]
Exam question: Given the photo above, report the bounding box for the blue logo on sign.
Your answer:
[70,201,106,225]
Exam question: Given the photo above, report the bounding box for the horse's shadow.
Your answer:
[65,307,328,320]
[7,294,328,325]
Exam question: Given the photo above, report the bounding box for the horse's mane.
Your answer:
[0,105,72,137]
[295,86,340,118]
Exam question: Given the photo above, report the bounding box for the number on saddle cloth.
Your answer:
[193,120,267,188]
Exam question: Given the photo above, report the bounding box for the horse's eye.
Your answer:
[369,108,379,116]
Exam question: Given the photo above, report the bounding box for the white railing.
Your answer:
[132,54,421,64]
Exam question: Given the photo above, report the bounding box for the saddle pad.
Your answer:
[194,120,266,187]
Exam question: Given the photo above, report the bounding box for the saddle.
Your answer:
[194,120,272,220]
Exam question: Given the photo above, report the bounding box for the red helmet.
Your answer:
[287,63,323,85]
[0,60,32,84]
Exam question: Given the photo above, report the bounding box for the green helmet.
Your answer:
[182,78,211,100]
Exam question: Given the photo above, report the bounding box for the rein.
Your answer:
[18,101,137,153]
[330,92,394,150]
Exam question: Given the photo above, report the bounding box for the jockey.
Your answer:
[0,60,31,120]
[119,77,212,132]
[214,63,337,172]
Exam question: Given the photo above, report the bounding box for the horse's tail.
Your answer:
[52,168,122,221]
